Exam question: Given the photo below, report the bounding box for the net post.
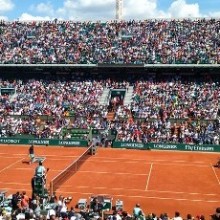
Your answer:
[89,144,96,155]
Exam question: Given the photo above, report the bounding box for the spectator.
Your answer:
[211,208,220,220]
[47,208,56,220]
[173,212,183,220]
[90,197,103,216]
[186,214,194,220]
[68,207,75,219]
[21,191,29,210]
[133,204,145,219]
[108,210,122,220]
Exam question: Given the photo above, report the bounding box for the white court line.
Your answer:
[0,153,26,156]
[16,167,75,173]
[74,159,209,167]
[56,190,220,203]
[153,163,209,168]
[94,187,106,189]
[79,171,148,176]
[211,164,220,185]
[147,189,217,196]
[145,163,153,191]
[90,156,209,164]
[11,156,210,167]
[2,181,218,198]
[0,153,212,166]
[41,154,79,158]
[61,185,219,196]
[15,167,36,171]
[0,152,79,158]
[0,156,22,159]
[37,158,76,161]
[3,188,32,193]
[82,160,118,163]
[125,161,140,163]
[77,186,89,188]
[0,181,30,186]
[15,167,148,176]
[45,155,78,158]
[84,159,210,167]
[0,157,24,174]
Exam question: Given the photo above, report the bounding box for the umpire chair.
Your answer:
[31,169,49,199]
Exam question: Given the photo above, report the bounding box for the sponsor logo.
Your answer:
[59,141,80,146]
[28,139,50,145]
[185,145,214,152]
[0,139,20,144]
[120,143,144,148]
[153,144,177,150]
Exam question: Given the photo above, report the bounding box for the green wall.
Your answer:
[112,141,220,152]
[0,137,88,147]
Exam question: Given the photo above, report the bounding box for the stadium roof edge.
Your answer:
[0,64,219,68]
[0,64,97,68]
[4,18,220,23]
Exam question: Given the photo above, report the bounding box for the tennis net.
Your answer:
[50,145,93,194]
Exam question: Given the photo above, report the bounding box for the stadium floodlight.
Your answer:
[116,0,123,20]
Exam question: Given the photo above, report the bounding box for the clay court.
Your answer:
[0,145,219,218]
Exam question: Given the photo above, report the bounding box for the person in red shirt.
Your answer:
[21,191,29,209]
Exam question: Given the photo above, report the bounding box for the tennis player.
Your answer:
[29,145,35,164]
[216,159,220,168]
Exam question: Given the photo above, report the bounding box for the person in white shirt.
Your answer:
[108,210,122,220]
[47,208,56,220]
[35,161,46,178]
[133,204,144,219]
[34,161,48,186]
[173,211,183,220]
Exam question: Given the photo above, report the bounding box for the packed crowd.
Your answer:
[112,75,220,145]
[0,74,220,144]
[1,190,220,220]
[114,118,220,145]
[0,76,132,139]
[132,77,219,120]
[0,78,105,117]
[0,76,108,139]
[0,19,219,64]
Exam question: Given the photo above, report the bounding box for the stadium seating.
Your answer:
[0,73,219,145]
[0,19,219,64]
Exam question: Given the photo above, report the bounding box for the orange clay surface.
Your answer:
[0,145,219,218]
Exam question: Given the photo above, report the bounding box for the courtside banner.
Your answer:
[112,141,220,152]
[0,138,88,147]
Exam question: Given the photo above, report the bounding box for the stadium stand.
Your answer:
[0,18,220,220]
[0,19,219,64]
[0,73,220,145]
